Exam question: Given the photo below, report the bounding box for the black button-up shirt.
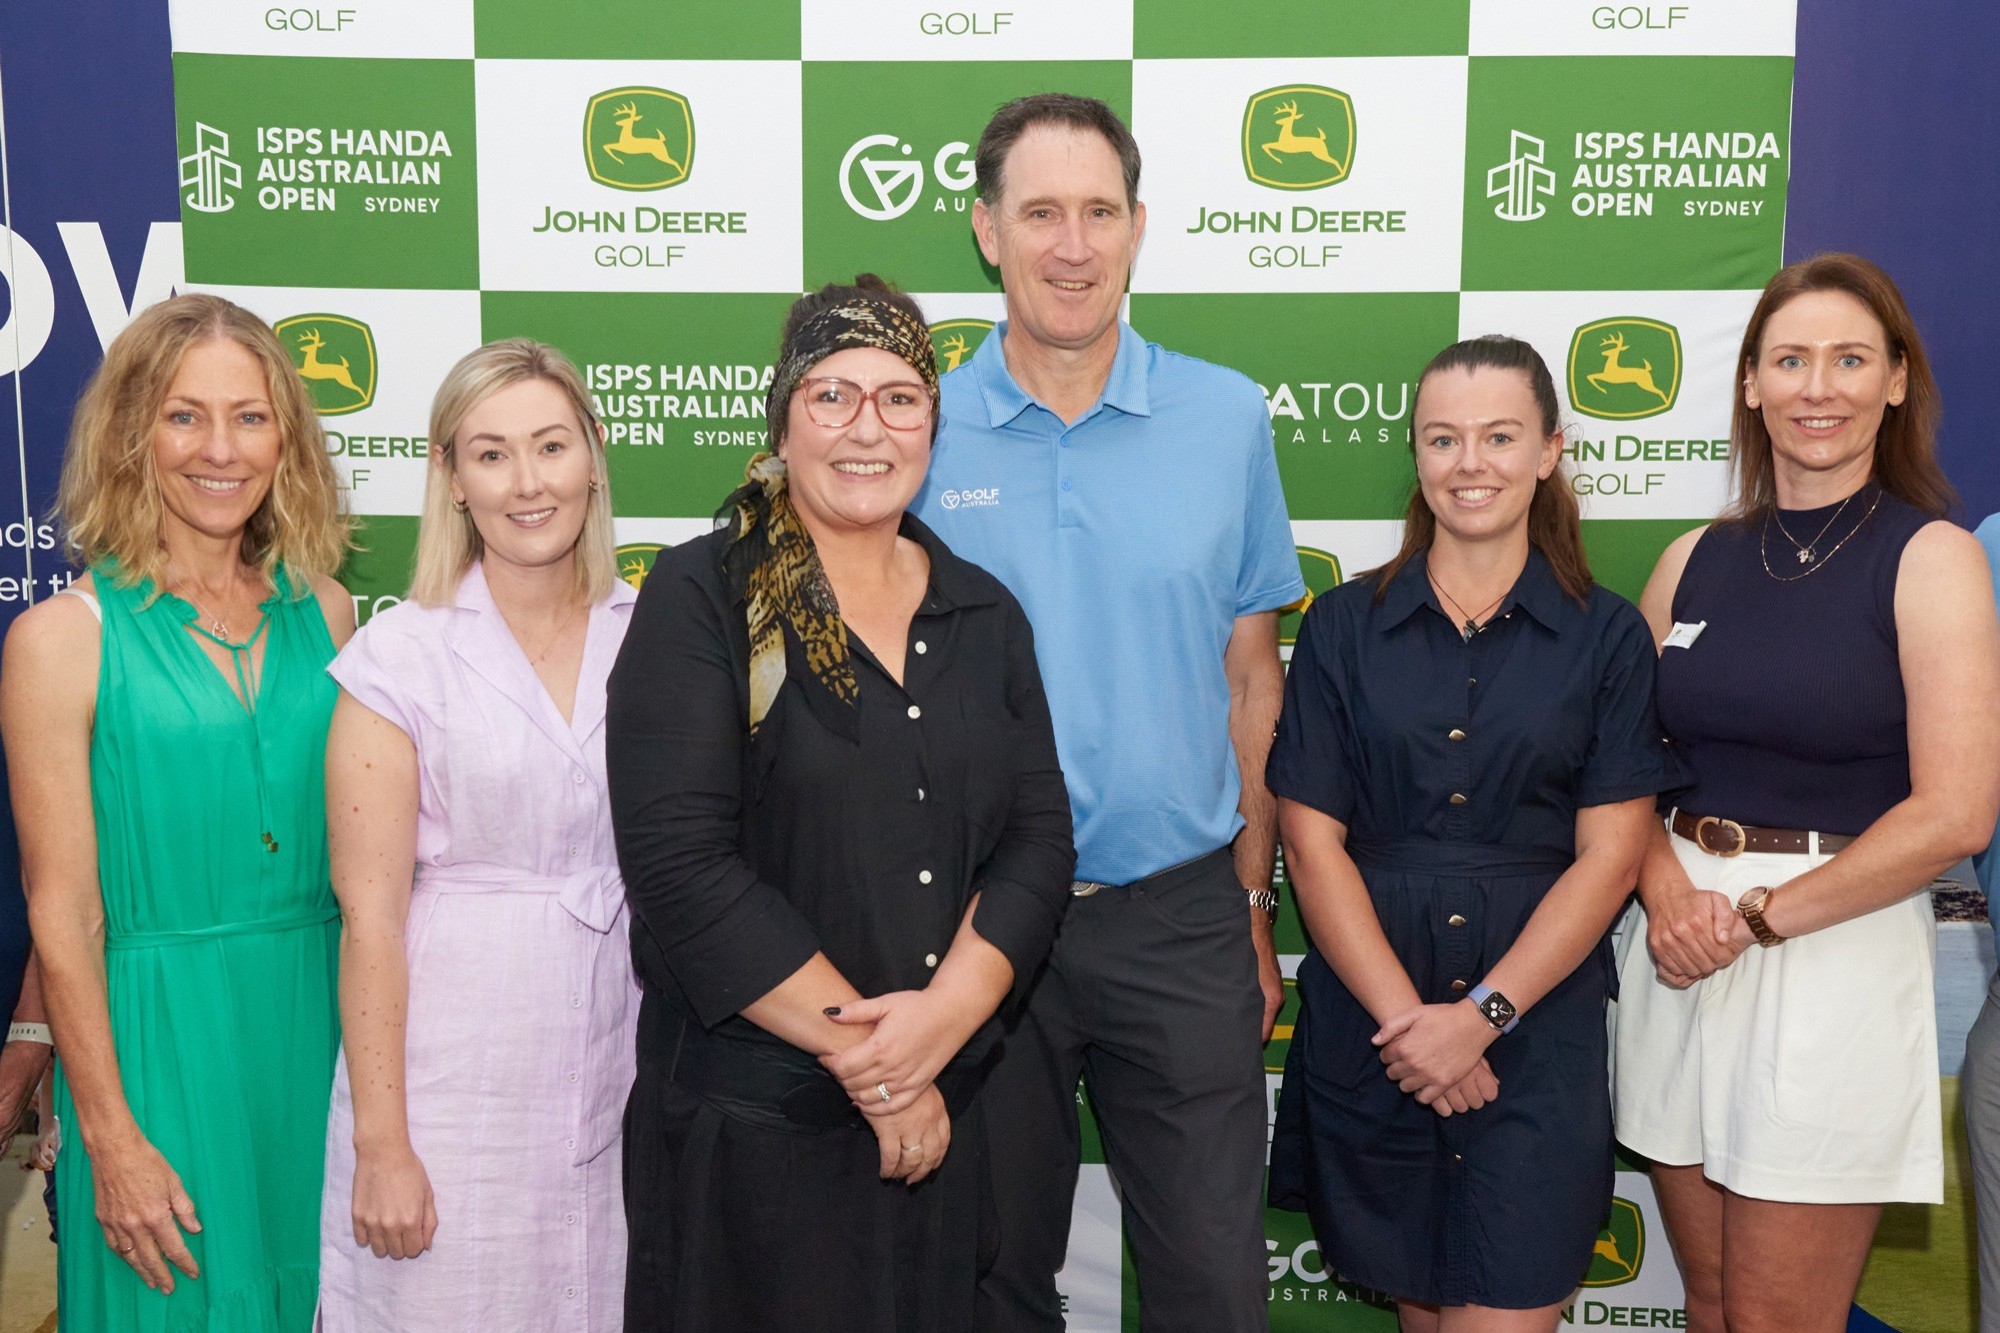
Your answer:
[607,514,1075,1048]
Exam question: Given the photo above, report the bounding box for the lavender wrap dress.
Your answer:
[316,565,640,1332]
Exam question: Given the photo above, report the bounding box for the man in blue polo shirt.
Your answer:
[913,94,1303,1333]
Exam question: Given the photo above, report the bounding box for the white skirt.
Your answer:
[1611,830,1941,1204]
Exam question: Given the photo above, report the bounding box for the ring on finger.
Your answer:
[901,1143,922,1155]
[876,1082,892,1104]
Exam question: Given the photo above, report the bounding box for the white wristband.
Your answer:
[8,1022,52,1046]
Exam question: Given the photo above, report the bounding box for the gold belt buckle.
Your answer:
[1694,815,1747,857]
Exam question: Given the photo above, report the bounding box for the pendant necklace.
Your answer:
[1429,574,1508,641]
[1759,486,1882,583]
[1770,490,1856,566]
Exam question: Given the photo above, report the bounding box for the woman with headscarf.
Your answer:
[607,275,1074,1331]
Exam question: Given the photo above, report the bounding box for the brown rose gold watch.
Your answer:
[1736,885,1784,948]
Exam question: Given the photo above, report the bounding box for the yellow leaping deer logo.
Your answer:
[294,328,368,402]
[937,334,971,373]
[1586,332,1672,408]
[1262,100,1344,172]
[602,102,681,172]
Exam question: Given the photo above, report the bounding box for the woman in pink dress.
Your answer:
[316,339,639,1331]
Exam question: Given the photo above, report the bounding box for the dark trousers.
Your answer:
[977,848,1269,1333]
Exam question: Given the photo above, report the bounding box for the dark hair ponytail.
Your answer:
[1371,335,1592,605]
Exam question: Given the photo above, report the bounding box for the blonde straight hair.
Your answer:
[409,338,616,607]
[58,293,350,596]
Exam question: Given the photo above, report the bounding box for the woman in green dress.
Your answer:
[0,293,354,1330]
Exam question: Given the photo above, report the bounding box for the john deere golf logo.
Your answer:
[1278,546,1343,647]
[1582,1197,1644,1287]
[616,542,667,590]
[1567,317,1681,421]
[585,87,694,192]
[1242,86,1354,191]
[275,315,375,416]
[929,319,994,374]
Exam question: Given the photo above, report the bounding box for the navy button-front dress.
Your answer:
[1266,547,1684,1309]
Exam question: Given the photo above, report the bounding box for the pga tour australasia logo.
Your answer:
[584,87,694,191]
[275,315,376,416]
[1566,318,1681,420]
[928,320,994,373]
[179,122,242,214]
[1582,1197,1644,1287]
[1241,86,1355,191]
[840,134,976,221]
[1487,130,1556,221]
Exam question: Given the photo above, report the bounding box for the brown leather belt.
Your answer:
[1671,810,1855,858]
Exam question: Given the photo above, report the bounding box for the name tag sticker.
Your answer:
[1663,620,1706,650]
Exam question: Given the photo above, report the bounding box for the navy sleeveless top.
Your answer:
[1657,486,1932,834]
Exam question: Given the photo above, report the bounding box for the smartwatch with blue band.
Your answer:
[1467,983,1519,1035]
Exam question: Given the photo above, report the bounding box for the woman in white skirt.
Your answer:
[1614,252,2000,1331]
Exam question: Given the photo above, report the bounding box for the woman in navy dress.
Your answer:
[1268,335,1684,1329]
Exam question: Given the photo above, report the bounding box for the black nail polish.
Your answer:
[823,1006,841,1016]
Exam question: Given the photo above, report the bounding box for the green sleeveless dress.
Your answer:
[53,564,339,1332]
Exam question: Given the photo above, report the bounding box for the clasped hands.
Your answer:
[1372,1001,1501,1118]
[822,989,973,1185]
[1645,880,1756,989]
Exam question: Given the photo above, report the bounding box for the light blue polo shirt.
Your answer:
[913,321,1305,883]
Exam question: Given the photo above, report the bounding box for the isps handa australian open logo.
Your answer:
[1566,317,1681,421]
[584,88,694,191]
[275,314,376,416]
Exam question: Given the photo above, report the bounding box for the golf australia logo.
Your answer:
[180,123,242,214]
[1242,86,1355,191]
[275,314,376,416]
[1488,131,1556,221]
[939,486,1000,511]
[840,135,976,222]
[1567,317,1680,421]
[928,319,994,373]
[584,87,694,192]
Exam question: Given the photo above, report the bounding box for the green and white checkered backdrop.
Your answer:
[169,2,1798,1324]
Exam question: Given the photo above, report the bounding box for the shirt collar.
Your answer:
[902,511,1001,613]
[1376,546,1577,634]
[969,319,1152,429]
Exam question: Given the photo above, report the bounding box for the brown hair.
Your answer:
[1373,335,1592,606]
[58,292,350,597]
[1725,252,1953,522]
[975,93,1141,211]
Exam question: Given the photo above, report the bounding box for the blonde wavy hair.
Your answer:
[58,293,350,596]
[409,338,616,607]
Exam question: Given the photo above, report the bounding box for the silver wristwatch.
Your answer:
[1244,885,1280,918]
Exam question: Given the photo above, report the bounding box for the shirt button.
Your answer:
[1468,678,1477,688]
[1448,728,1466,741]
[570,995,582,1009]
[918,870,933,884]
[907,704,922,720]
[565,1287,577,1299]
[1449,793,1467,805]
[917,787,926,801]
[564,1139,575,1151]
[1450,979,1469,991]
[924,953,939,967]
[565,1212,577,1225]
[1451,1152,1464,1164]
[1448,914,1467,927]
[572,770,585,785]
[1061,479,1072,491]
[914,640,928,654]
[568,1071,579,1084]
